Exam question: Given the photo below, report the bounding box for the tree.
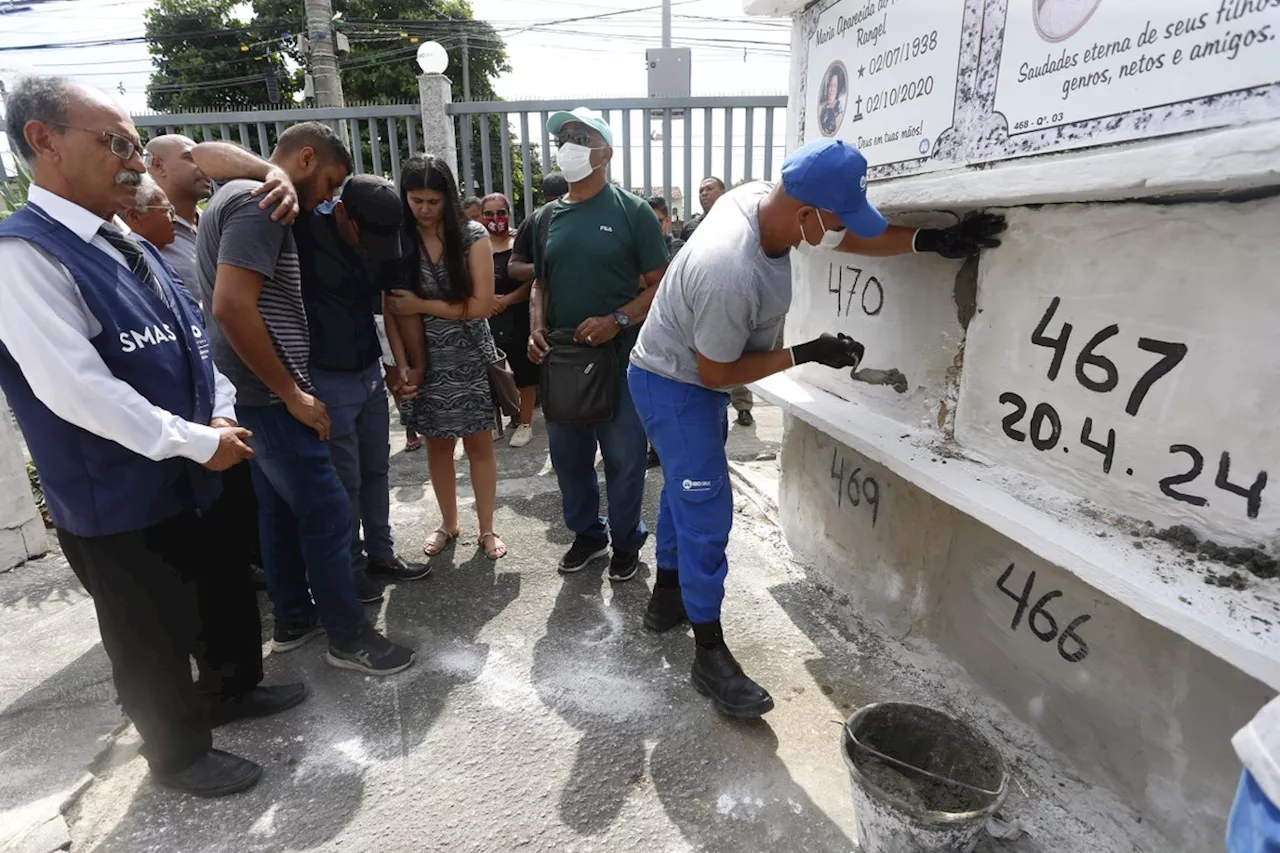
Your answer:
[144,0,297,112]
[143,0,539,215]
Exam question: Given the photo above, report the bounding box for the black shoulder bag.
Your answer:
[535,203,621,426]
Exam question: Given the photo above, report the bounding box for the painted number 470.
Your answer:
[996,563,1092,664]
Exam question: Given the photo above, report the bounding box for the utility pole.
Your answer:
[304,0,345,107]
[662,0,672,47]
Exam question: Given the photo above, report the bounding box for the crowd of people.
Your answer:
[53,78,1280,846]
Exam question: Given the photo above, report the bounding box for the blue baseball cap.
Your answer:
[781,139,887,238]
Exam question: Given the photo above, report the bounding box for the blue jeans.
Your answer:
[545,368,649,553]
[1229,771,1280,852]
[311,363,393,573]
[628,366,731,624]
[236,404,367,645]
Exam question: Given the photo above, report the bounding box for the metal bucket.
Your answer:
[842,702,1008,853]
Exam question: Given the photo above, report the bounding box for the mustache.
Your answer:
[115,171,141,186]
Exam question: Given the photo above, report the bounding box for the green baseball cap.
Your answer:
[546,107,614,146]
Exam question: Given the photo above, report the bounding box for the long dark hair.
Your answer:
[400,155,472,302]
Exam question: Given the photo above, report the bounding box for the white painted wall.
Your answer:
[958,199,1280,548]
[0,395,47,572]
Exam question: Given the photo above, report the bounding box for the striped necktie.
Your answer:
[98,224,170,309]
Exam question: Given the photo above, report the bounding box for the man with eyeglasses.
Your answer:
[526,107,670,583]
[0,75,304,796]
[123,174,177,250]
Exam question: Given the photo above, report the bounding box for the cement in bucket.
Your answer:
[842,702,1008,853]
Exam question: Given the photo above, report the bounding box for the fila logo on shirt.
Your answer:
[681,478,714,493]
[599,224,614,233]
[118,323,204,354]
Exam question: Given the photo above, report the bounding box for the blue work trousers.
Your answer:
[628,366,732,624]
[236,404,367,646]
[311,362,394,573]
[545,368,650,553]
[1229,771,1280,852]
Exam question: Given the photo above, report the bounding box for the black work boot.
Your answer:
[690,623,774,718]
[644,570,687,632]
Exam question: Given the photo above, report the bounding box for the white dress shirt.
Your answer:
[0,185,235,465]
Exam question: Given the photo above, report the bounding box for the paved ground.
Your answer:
[1,403,1161,853]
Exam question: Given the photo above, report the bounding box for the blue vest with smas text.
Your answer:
[0,204,222,537]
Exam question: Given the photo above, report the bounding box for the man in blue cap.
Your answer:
[628,138,1005,717]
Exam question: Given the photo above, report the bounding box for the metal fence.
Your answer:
[0,94,789,224]
[130,103,423,186]
[450,96,789,223]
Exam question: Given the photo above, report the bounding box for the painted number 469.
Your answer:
[996,563,1092,664]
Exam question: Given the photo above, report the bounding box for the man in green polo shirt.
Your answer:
[528,107,670,583]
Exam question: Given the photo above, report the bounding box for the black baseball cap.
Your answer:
[340,174,403,260]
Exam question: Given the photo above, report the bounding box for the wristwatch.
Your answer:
[612,310,630,329]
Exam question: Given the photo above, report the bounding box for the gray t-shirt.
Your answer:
[194,179,312,407]
[160,213,199,295]
[630,182,791,387]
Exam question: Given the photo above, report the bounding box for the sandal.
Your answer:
[480,532,508,560]
[423,528,459,557]
[405,437,423,452]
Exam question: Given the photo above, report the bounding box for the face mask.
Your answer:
[556,142,598,183]
[794,210,846,256]
[485,215,509,234]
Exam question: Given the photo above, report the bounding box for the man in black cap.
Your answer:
[191,145,428,606]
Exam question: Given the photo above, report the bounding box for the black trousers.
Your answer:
[218,459,262,569]
[57,504,264,773]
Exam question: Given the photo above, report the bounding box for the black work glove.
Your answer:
[792,333,865,370]
[913,213,1007,259]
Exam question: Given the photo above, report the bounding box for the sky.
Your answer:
[0,0,794,196]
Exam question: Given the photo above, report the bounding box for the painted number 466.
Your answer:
[996,563,1092,664]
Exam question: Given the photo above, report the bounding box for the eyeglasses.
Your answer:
[137,203,176,220]
[49,123,151,167]
[481,208,508,218]
[554,129,600,148]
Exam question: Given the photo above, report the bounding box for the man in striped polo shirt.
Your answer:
[193,123,414,676]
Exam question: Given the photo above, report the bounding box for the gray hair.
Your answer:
[131,174,167,213]
[3,75,72,163]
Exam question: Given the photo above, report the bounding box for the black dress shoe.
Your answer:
[644,585,687,633]
[736,409,754,427]
[353,569,385,604]
[368,554,432,581]
[152,749,262,797]
[210,683,308,727]
[691,644,775,718]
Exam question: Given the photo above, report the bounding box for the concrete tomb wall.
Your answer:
[748,0,1280,846]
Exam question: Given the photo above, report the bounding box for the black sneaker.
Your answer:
[353,570,384,604]
[326,627,415,676]
[558,536,610,573]
[368,554,432,582]
[271,613,323,653]
[736,409,755,427]
[608,550,640,582]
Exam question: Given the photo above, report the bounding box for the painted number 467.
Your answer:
[996,563,1092,664]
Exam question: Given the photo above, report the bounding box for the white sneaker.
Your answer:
[509,424,534,448]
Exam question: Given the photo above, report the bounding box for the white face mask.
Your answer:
[556,142,598,184]
[795,210,846,256]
